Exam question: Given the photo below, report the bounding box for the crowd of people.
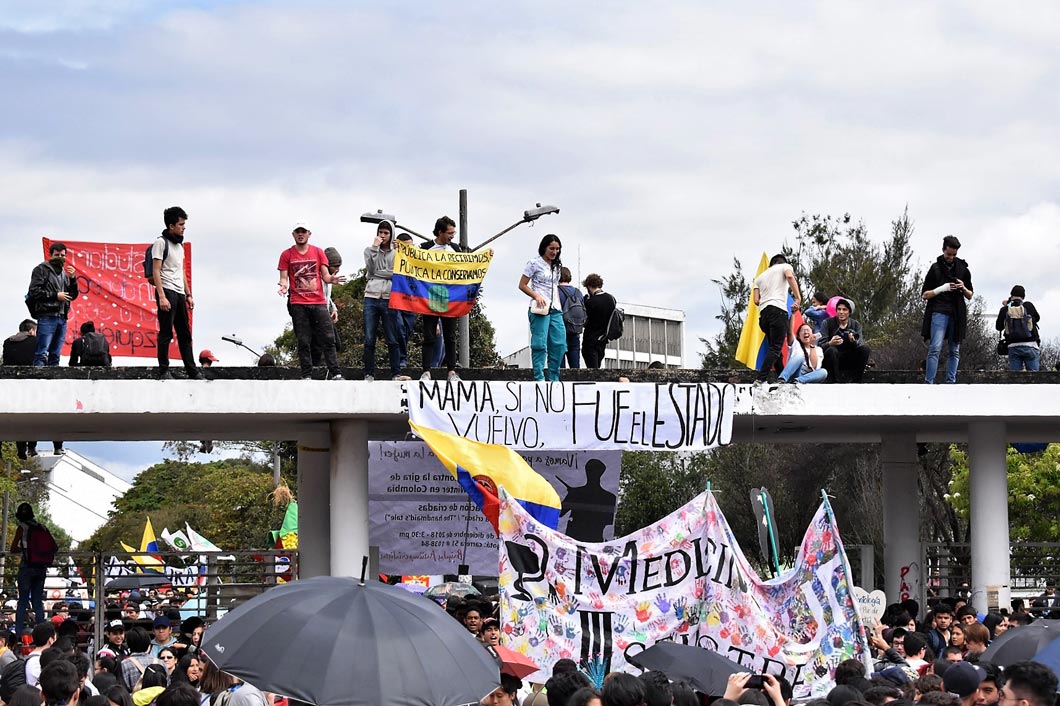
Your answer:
[754,236,1044,384]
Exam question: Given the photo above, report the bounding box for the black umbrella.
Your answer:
[980,619,1060,666]
[628,640,743,695]
[105,574,171,591]
[201,575,500,706]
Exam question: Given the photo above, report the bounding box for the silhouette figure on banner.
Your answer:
[557,459,617,542]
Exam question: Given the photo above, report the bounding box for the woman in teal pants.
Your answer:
[518,234,567,381]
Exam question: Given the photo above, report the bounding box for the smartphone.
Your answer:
[745,676,765,690]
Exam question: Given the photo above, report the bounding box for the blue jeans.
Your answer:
[779,348,828,383]
[395,311,417,368]
[33,315,67,366]
[562,332,581,368]
[363,297,401,377]
[16,564,47,633]
[925,312,960,384]
[529,310,567,381]
[1009,346,1040,372]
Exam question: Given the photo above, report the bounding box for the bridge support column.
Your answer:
[969,421,1010,613]
[882,433,922,603]
[297,429,332,578]
[330,419,369,577]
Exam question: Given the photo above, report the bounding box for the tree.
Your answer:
[83,458,287,552]
[699,258,751,369]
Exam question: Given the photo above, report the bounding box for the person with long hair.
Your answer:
[198,658,267,706]
[169,655,203,690]
[778,323,827,383]
[519,234,567,381]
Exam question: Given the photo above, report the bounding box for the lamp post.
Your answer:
[362,195,560,368]
[220,335,263,361]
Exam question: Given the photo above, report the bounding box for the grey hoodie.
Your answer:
[363,220,396,299]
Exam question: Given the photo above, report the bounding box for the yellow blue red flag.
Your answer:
[409,421,561,533]
[735,254,799,370]
[390,240,493,318]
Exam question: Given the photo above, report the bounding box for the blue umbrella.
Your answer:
[1032,633,1060,681]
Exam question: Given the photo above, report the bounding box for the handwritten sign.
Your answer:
[408,381,735,451]
[368,441,621,573]
[853,586,886,626]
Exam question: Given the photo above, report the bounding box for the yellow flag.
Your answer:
[734,253,769,369]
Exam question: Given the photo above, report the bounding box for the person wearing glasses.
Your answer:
[998,663,1058,706]
[158,647,178,681]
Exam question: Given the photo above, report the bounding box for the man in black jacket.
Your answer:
[581,273,616,369]
[26,242,79,366]
[921,235,973,384]
[1,320,53,460]
[818,299,871,383]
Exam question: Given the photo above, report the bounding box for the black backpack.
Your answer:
[0,655,27,702]
[1004,301,1035,343]
[559,285,587,335]
[80,332,110,365]
[603,294,625,342]
[142,238,169,279]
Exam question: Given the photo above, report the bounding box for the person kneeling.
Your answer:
[779,323,827,383]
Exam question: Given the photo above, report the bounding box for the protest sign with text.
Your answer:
[389,239,493,317]
[41,238,192,358]
[369,441,621,574]
[497,490,871,698]
[408,381,734,451]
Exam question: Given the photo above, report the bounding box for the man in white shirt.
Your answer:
[752,254,801,381]
[25,622,56,687]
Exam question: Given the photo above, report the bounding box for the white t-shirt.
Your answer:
[522,258,561,311]
[151,236,186,294]
[754,263,793,311]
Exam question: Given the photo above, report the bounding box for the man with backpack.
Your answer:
[10,504,58,636]
[557,267,586,369]
[996,285,1041,371]
[581,273,619,369]
[151,206,201,380]
[0,622,55,697]
[69,321,112,367]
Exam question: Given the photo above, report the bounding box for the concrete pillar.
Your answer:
[882,433,922,605]
[330,419,370,577]
[297,429,332,578]
[968,421,1010,613]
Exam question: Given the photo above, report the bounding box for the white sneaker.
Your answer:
[330,374,344,381]
[392,375,411,381]
[448,371,462,382]
[420,371,432,381]
[364,374,375,382]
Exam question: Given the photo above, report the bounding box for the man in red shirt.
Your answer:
[278,222,345,380]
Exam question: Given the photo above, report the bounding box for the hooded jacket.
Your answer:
[364,220,395,300]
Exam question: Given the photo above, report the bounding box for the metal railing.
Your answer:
[924,542,1060,606]
[0,550,298,652]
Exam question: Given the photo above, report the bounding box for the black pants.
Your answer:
[422,315,457,373]
[16,441,62,458]
[157,289,198,376]
[758,305,789,376]
[291,304,340,376]
[582,336,607,369]
[822,344,871,383]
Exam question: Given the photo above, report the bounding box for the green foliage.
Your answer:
[84,458,286,551]
[699,257,751,369]
[949,444,1060,541]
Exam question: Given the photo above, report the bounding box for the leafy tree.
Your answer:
[699,258,751,369]
[83,458,286,552]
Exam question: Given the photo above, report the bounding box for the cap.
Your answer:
[152,616,171,629]
[198,349,218,363]
[874,666,911,686]
[943,662,985,698]
[96,648,117,659]
[106,619,125,631]
[293,221,311,233]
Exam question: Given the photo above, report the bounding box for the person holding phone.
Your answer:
[921,235,973,384]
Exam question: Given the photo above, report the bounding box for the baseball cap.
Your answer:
[152,616,171,629]
[292,221,311,233]
[96,648,117,659]
[106,619,125,631]
[198,349,218,363]
[943,661,985,698]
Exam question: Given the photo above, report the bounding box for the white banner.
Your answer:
[497,490,871,699]
[369,441,621,574]
[408,381,735,451]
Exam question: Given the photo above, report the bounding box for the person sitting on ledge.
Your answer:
[778,323,827,384]
[818,298,871,383]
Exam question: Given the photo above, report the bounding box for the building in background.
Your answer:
[503,302,685,370]
[30,450,131,545]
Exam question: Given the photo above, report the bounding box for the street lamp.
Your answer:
[471,203,560,251]
[359,210,430,243]
[221,335,263,360]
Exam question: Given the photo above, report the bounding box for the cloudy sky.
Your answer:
[3,1,1060,477]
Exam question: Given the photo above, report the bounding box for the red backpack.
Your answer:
[25,523,58,566]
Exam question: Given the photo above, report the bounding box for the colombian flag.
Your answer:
[389,240,493,318]
[121,516,165,573]
[410,421,561,533]
[734,253,800,370]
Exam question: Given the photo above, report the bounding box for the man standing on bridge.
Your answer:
[752,254,801,382]
[921,235,973,384]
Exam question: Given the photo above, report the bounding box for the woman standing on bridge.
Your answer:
[519,234,567,382]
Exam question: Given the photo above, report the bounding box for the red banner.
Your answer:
[41,238,193,359]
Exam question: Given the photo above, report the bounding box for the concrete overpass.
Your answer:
[1,370,1048,612]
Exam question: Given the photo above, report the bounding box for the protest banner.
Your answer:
[497,489,871,698]
[41,238,192,358]
[368,441,621,574]
[389,239,493,317]
[408,381,735,451]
